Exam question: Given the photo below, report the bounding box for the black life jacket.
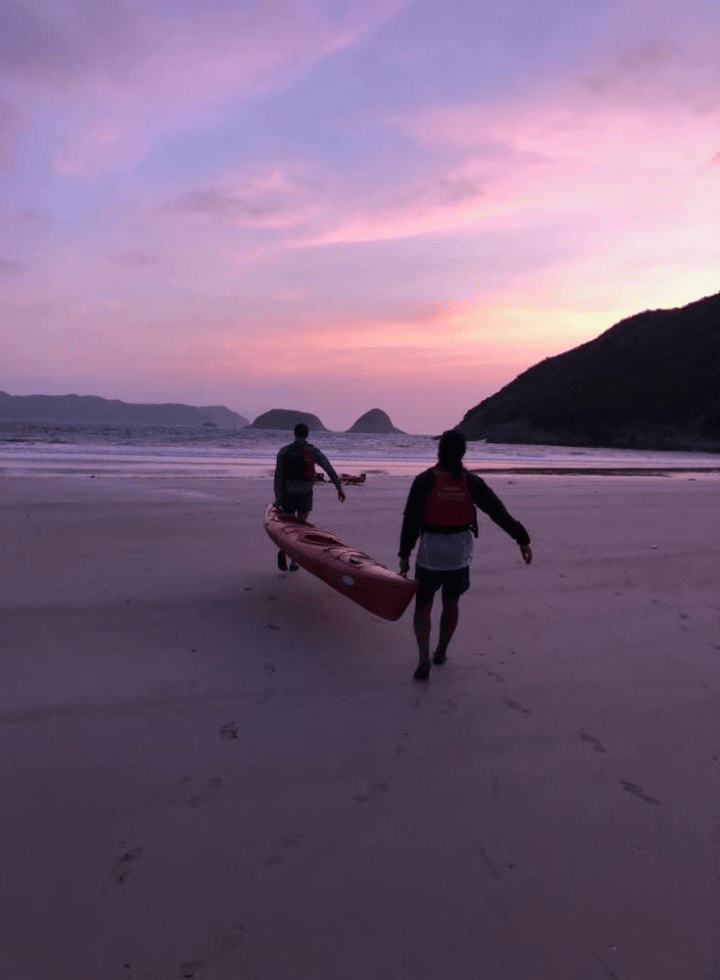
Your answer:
[423,467,477,533]
[285,442,315,481]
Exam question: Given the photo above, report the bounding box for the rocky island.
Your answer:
[249,409,327,431]
[346,409,404,434]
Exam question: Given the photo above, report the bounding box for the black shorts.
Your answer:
[278,490,313,516]
[415,563,470,604]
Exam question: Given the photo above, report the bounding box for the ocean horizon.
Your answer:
[2,419,720,479]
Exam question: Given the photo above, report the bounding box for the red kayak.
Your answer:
[264,505,417,621]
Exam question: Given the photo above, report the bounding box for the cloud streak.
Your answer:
[3,0,408,175]
[0,258,26,274]
[111,253,162,267]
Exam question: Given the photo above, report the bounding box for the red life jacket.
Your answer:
[286,442,316,481]
[301,445,315,481]
[423,468,476,530]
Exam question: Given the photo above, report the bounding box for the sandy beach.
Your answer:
[2,471,718,980]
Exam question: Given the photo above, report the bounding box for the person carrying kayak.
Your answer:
[399,429,532,680]
[274,422,346,570]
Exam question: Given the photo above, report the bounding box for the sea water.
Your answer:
[1,419,719,479]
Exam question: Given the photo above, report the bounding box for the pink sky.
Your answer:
[2,0,720,432]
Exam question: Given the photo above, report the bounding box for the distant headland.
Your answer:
[456,290,720,452]
[0,392,248,428]
[0,395,409,434]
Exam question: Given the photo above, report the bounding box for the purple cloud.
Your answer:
[0,97,21,172]
[0,257,25,274]
[111,253,162,267]
[169,186,293,225]
[2,1,408,175]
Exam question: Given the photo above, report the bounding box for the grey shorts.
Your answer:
[415,563,470,604]
[278,490,313,516]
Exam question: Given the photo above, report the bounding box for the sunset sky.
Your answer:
[2,0,720,433]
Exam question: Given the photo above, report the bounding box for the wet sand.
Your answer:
[1,472,718,979]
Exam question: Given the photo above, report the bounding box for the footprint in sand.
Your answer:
[264,832,305,867]
[354,777,389,803]
[579,730,607,754]
[591,950,622,979]
[255,687,276,705]
[104,846,144,890]
[179,925,245,978]
[477,843,501,879]
[620,780,661,806]
[188,777,224,809]
[219,720,238,741]
[506,699,532,716]
[485,669,506,684]
[395,729,411,755]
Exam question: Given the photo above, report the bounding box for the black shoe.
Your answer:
[432,650,447,665]
[289,562,299,571]
[413,661,431,681]
[277,551,288,571]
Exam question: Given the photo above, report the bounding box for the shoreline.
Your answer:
[3,459,720,481]
[469,465,720,476]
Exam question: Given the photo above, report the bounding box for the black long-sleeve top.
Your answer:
[273,440,342,501]
[399,467,531,559]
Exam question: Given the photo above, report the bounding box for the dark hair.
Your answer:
[437,429,466,475]
[294,422,309,439]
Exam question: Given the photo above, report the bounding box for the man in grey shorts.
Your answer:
[399,429,532,680]
[273,422,346,570]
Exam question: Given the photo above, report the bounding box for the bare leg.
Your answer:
[278,510,310,572]
[413,598,433,679]
[289,510,310,569]
[434,595,459,664]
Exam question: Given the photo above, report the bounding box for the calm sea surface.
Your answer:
[1,420,719,478]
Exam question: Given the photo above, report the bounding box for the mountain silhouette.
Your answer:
[249,409,327,431]
[457,291,720,450]
[346,409,404,434]
[0,392,247,427]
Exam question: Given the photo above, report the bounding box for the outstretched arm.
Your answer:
[313,448,346,501]
[468,473,531,555]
